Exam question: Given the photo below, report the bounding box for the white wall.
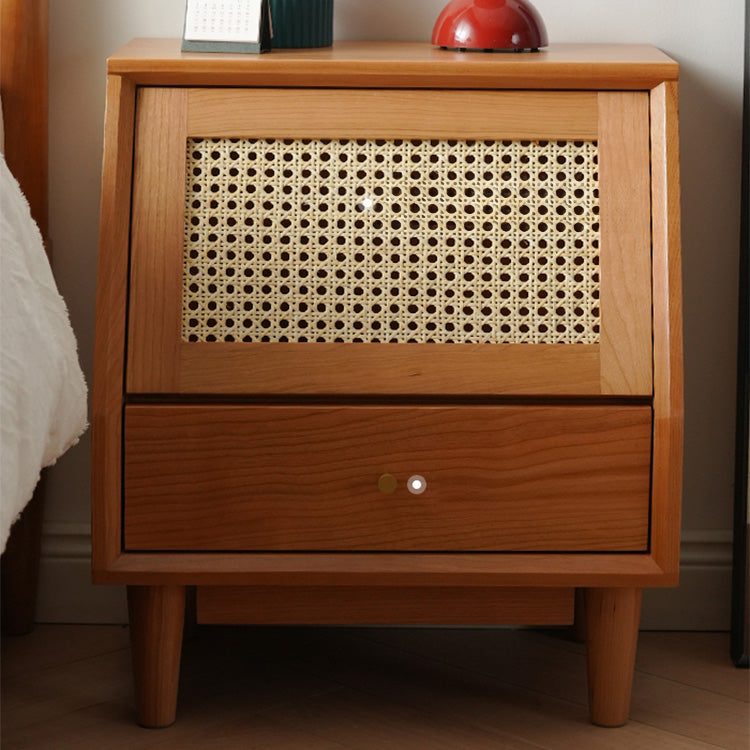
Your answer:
[40,0,745,628]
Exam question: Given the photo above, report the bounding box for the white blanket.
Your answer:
[0,156,88,552]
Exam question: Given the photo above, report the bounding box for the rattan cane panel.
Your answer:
[183,138,600,344]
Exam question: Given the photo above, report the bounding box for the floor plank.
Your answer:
[280,629,732,750]
[0,624,130,679]
[351,628,749,748]
[634,632,748,700]
[1,626,747,749]
[261,687,549,750]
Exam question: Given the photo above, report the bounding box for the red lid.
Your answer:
[432,0,548,52]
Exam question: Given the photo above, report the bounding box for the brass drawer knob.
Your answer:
[378,473,397,494]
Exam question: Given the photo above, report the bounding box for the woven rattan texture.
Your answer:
[183,138,600,343]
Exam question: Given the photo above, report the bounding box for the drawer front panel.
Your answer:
[127,88,652,396]
[123,405,651,552]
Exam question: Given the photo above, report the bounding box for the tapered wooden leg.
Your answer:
[584,587,642,727]
[571,588,587,643]
[127,585,186,728]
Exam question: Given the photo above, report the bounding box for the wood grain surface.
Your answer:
[107,40,679,90]
[125,83,650,397]
[196,585,575,625]
[598,92,653,395]
[1,0,48,232]
[124,404,652,552]
[585,587,643,727]
[649,81,684,580]
[92,74,137,572]
[187,89,598,140]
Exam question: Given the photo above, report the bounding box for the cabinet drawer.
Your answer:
[123,404,651,552]
[126,87,652,397]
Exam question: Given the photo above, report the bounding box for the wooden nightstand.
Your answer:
[93,39,682,729]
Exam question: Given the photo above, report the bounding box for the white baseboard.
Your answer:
[641,531,734,631]
[35,525,734,629]
[36,523,128,624]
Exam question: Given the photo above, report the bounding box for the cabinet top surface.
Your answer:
[107,39,678,90]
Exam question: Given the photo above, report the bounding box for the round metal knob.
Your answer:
[407,475,427,495]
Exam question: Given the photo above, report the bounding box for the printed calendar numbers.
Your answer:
[184,0,262,43]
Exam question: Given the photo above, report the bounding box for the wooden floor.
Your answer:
[2,625,747,749]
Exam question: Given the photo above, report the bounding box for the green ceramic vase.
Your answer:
[269,0,334,48]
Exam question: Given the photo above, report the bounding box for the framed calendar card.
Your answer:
[182,0,271,53]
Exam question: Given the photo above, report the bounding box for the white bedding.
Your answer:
[0,155,88,552]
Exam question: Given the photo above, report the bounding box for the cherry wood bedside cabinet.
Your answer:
[93,39,682,729]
